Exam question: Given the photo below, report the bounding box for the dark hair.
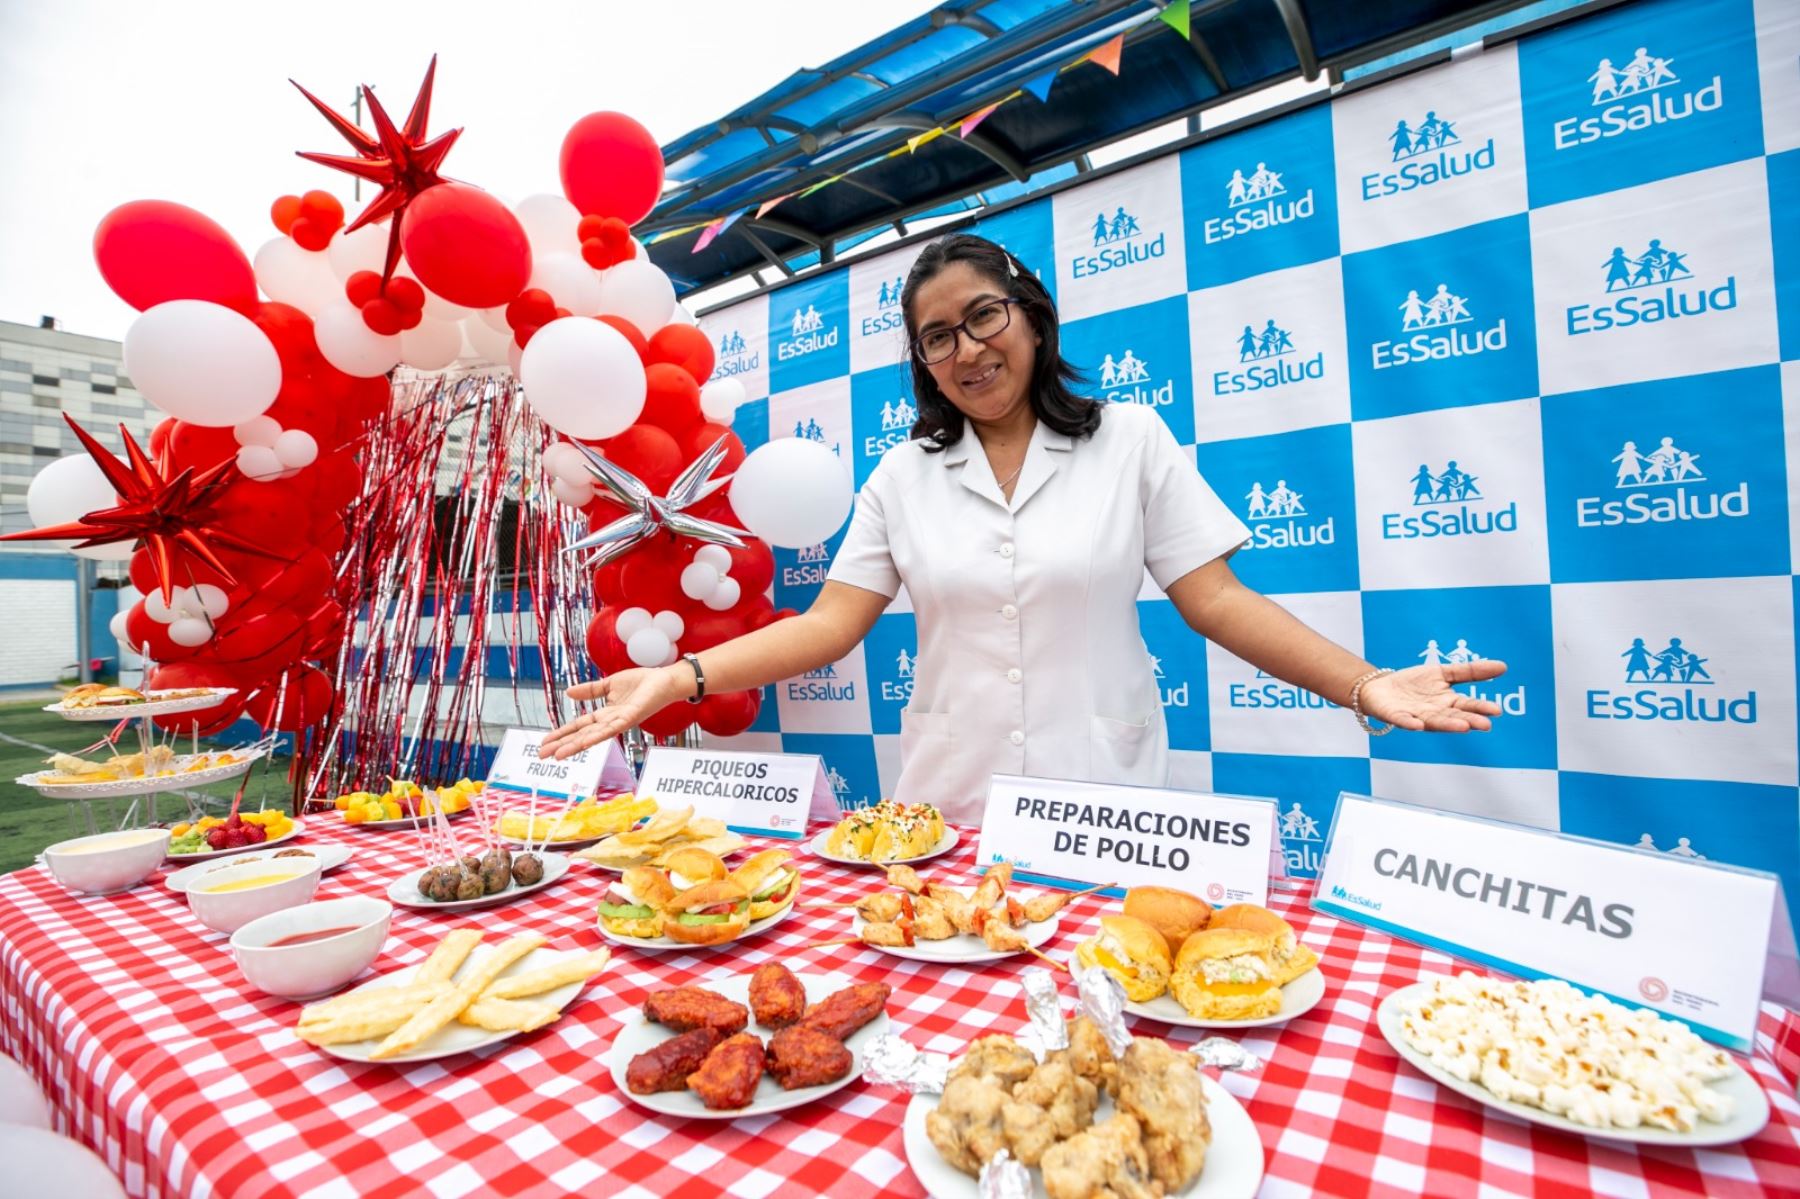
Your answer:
[900,234,1102,452]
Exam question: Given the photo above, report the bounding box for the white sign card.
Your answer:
[484,728,634,802]
[1313,793,1796,1053]
[635,747,835,839]
[975,774,1278,904]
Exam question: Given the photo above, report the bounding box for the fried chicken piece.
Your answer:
[1040,1112,1161,1199]
[859,921,913,948]
[749,961,806,1029]
[928,1070,1011,1177]
[798,981,890,1040]
[686,1033,765,1110]
[855,892,905,922]
[644,987,748,1036]
[956,1035,1041,1091]
[981,914,1031,954]
[971,861,1012,910]
[1055,1016,1121,1098]
[1022,882,1110,924]
[910,896,958,940]
[885,863,927,894]
[766,1024,853,1089]
[1001,1058,1099,1167]
[626,1027,722,1094]
[932,887,981,935]
[1117,1037,1211,1192]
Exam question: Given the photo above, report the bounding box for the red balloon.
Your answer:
[687,423,745,473]
[93,200,257,313]
[585,608,631,674]
[740,594,778,631]
[603,425,684,494]
[617,548,685,613]
[678,606,751,651]
[648,324,715,386]
[640,701,695,739]
[244,665,333,732]
[149,418,176,458]
[593,559,628,606]
[250,302,320,370]
[147,663,252,735]
[639,364,703,438]
[695,688,759,737]
[596,315,649,362]
[725,540,775,598]
[271,195,303,235]
[122,602,186,662]
[560,112,665,225]
[399,182,533,309]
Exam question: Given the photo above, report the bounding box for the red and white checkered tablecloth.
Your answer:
[1,822,1796,1199]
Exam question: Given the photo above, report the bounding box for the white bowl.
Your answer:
[230,897,392,1000]
[41,828,172,895]
[186,855,322,935]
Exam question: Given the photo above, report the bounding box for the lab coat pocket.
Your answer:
[1089,712,1155,780]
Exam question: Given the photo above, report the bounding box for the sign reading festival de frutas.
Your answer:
[1192,421,1361,597]
[1051,154,1187,322]
[767,272,849,393]
[849,244,926,376]
[1057,296,1194,445]
[1330,40,1529,255]
[1186,256,1350,446]
[1517,0,1764,208]
[699,290,768,400]
[1179,102,1339,290]
[1314,792,1792,1052]
[1541,367,1790,585]
[1551,576,1797,789]
[1205,590,1369,759]
[1351,398,1550,592]
[1528,158,1779,396]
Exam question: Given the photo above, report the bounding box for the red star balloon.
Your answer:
[0,416,279,604]
[291,55,462,283]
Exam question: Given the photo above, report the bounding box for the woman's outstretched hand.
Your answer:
[1357,659,1507,732]
[539,667,685,760]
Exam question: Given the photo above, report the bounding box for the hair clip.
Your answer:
[1005,254,1019,278]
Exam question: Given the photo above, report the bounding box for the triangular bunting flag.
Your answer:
[906,127,947,154]
[798,174,842,200]
[756,193,792,219]
[1024,68,1058,103]
[1158,0,1191,39]
[1089,33,1125,76]
[960,102,1002,139]
[692,219,725,254]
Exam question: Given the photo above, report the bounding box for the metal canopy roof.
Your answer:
[647,0,1533,295]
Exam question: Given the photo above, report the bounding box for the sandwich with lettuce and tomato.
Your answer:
[729,849,802,920]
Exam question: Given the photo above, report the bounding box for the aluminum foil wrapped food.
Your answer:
[1075,964,1132,1057]
[860,1033,951,1095]
[978,1149,1032,1199]
[1020,966,1068,1059]
[1191,1036,1264,1073]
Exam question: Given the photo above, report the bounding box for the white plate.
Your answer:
[1377,981,1771,1147]
[807,826,960,868]
[338,806,476,832]
[386,852,571,912]
[19,748,266,799]
[1110,966,1327,1030]
[852,891,1060,964]
[165,818,306,861]
[597,902,794,953]
[46,688,238,721]
[609,971,890,1118]
[903,1071,1264,1199]
[315,945,596,1064]
[166,842,351,891]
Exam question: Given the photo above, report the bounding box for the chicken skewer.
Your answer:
[1020,882,1114,924]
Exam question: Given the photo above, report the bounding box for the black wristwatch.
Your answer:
[680,652,706,704]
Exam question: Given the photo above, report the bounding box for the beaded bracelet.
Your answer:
[1349,667,1396,736]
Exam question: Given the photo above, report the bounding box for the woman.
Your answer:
[543,234,1506,822]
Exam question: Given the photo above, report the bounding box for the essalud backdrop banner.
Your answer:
[692,0,1800,931]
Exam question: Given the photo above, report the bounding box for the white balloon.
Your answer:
[593,259,676,336]
[392,261,469,322]
[625,627,672,669]
[699,378,746,423]
[541,441,589,486]
[25,455,130,560]
[694,544,732,572]
[549,477,594,507]
[477,305,513,333]
[314,303,402,377]
[273,429,318,469]
[506,339,525,377]
[399,317,462,371]
[0,1125,127,1199]
[615,606,653,640]
[669,304,699,327]
[679,562,720,601]
[235,444,283,482]
[462,314,514,364]
[191,583,230,619]
[660,644,681,667]
[253,236,340,316]
[518,317,647,440]
[234,415,281,447]
[731,437,854,548]
[652,610,685,641]
[704,576,741,611]
[326,222,388,280]
[124,301,280,427]
[143,588,175,623]
[167,617,214,647]
[514,193,583,258]
[108,611,129,642]
[529,252,604,317]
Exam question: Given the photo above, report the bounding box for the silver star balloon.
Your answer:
[563,434,750,568]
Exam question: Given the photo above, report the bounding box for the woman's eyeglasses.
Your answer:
[912,298,1020,365]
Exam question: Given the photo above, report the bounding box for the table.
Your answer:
[2,822,1796,1199]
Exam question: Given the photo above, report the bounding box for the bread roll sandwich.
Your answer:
[1208,903,1319,985]
[1073,915,1172,1002]
[597,866,674,938]
[730,849,802,920]
[1168,928,1281,1021]
[1122,885,1212,956]
[663,878,752,946]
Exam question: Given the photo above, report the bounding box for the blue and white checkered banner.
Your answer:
[698,0,1800,930]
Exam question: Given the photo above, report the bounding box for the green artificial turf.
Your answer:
[0,700,295,874]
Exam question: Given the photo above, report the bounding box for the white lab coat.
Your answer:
[828,403,1250,823]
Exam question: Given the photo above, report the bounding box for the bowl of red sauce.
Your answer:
[230,896,392,1001]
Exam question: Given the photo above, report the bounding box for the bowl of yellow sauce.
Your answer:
[41,828,171,896]
[187,855,321,934]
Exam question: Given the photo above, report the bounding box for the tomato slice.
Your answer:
[899,894,915,921]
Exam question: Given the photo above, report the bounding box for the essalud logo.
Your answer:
[1380,457,1519,540]
[1631,831,1706,860]
[1280,802,1324,874]
[881,646,916,703]
[864,396,917,458]
[1575,433,1747,527]
[1147,652,1190,709]
[1360,109,1496,201]
[1096,348,1174,408]
[1229,667,1335,711]
[1370,282,1508,370]
[711,328,760,379]
[781,540,831,587]
[1565,240,1736,336]
[787,657,856,704]
[1417,635,1525,714]
[1587,634,1756,724]
[1554,45,1723,150]
[791,418,842,457]
[1238,475,1335,552]
[777,303,839,361]
[1203,160,1315,244]
[1212,317,1325,395]
[1071,204,1167,279]
[861,274,907,337]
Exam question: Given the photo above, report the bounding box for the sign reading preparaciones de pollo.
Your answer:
[1312,793,1793,1051]
[975,773,1280,902]
[486,728,634,801]
[635,747,838,838]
